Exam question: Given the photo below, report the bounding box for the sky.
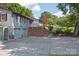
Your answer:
[20,3,64,18]
[34,3,59,17]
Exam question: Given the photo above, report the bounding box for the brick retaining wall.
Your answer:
[28,27,48,37]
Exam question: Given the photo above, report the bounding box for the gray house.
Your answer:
[0,8,33,41]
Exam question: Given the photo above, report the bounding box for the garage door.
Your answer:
[4,28,8,40]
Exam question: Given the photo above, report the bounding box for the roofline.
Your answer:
[0,7,34,21]
[13,12,34,21]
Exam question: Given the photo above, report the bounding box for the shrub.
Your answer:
[53,26,74,36]
[54,27,64,35]
[64,27,74,34]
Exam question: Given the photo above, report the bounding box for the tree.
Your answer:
[40,11,53,18]
[40,11,57,25]
[58,15,74,27]
[40,11,58,31]
[57,3,79,27]
[0,3,33,16]
[56,15,75,33]
[57,3,79,14]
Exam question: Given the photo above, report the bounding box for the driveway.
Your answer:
[0,37,79,56]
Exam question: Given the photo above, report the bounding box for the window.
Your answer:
[16,15,18,22]
[2,14,7,21]
[20,17,23,23]
[0,13,7,22]
[22,17,25,24]
[22,28,26,30]
[24,18,26,23]
[14,28,21,30]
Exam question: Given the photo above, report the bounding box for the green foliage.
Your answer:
[53,25,64,33]
[57,3,79,24]
[40,4,78,35]
[57,3,79,14]
[64,28,73,34]
[40,11,57,25]
[55,28,64,34]
[57,3,68,14]
[40,11,53,18]
[40,11,74,34]
[57,15,75,27]
[0,3,33,16]
[53,25,74,35]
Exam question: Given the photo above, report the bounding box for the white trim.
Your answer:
[0,13,7,22]
[3,27,9,41]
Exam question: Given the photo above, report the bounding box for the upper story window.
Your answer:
[16,15,18,22]
[20,17,25,24]
[0,13,7,22]
[23,18,26,24]
[20,17,22,23]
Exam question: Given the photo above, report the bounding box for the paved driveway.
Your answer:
[0,37,79,56]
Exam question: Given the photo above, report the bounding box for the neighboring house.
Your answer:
[0,8,33,41]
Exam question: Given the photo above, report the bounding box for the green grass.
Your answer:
[48,53,79,56]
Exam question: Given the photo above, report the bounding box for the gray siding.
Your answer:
[0,8,31,40]
[0,9,12,27]
[12,14,30,39]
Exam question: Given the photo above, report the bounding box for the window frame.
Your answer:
[0,13,7,22]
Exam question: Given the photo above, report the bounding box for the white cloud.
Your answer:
[20,3,41,12]
[20,3,41,18]
[32,4,41,11]
[53,11,64,17]
[33,15,39,19]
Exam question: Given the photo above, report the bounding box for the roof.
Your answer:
[0,7,34,21]
[13,12,34,21]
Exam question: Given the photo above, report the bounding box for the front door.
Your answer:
[4,28,8,40]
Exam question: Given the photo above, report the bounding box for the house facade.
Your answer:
[0,8,33,41]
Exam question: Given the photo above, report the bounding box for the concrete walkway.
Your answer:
[0,37,79,56]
